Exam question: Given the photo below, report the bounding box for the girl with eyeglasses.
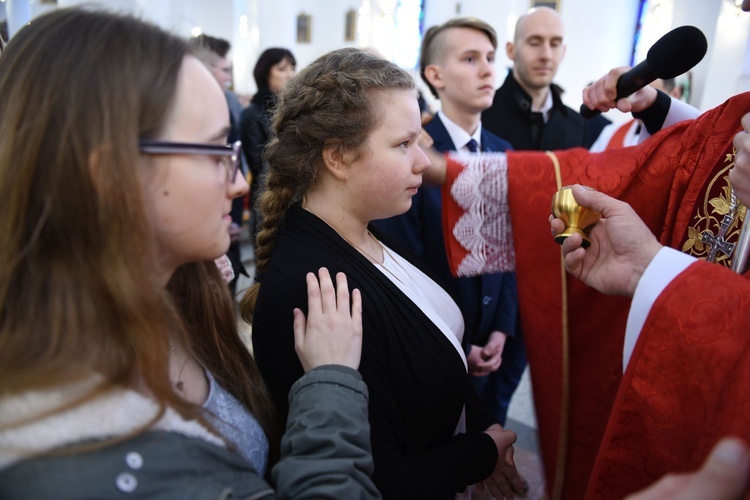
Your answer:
[0,8,377,499]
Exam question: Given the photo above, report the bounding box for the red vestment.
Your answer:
[443,92,750,498]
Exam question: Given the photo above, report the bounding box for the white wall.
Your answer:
[557,0,639,112]
[698,0,750,110]
[6,0,750,114]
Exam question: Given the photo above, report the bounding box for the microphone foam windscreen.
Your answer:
[647,25,708,79]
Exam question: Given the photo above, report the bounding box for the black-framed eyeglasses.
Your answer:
[139,140,242,183]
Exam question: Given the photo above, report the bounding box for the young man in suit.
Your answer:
[372,17,523,425]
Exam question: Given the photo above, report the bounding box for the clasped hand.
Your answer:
[477,424,528,499]
[467,331,507,377]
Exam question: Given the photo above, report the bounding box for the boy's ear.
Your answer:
[322,143,350,181]
[423,64,444,92]
[506,41,515,61]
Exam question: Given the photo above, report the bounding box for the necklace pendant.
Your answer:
[175,380,184,391]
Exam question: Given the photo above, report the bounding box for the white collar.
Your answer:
[437,111,483,152]
[539,90,554,122]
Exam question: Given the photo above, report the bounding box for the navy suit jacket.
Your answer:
[372,115,518,349]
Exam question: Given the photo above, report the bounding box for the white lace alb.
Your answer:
[449,151,516,276]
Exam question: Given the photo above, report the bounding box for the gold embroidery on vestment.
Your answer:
[683,148,746,267]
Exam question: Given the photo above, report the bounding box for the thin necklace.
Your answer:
[304,206,412,287]
[170,343,189,392]
[304,207,384,264]
[377,244,412,288]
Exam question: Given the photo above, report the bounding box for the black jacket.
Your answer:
[482,69,606,150]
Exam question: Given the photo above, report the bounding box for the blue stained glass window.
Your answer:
[393,0,424,69]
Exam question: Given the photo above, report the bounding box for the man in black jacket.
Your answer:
[482,6,608,150]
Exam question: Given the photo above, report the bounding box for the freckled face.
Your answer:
[143,55,248,273]
[346,89,431,222]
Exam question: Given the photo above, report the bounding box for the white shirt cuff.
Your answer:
[637,97,701,144]
[623,247,696,371]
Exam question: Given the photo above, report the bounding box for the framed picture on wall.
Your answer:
[530,0,561,10]
[345,9,357,42]
[297,14,311,43]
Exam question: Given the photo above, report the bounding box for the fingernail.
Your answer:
[712,438,749,467]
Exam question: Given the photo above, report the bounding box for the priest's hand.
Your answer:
[477,424,528,499]
[550,185,663,297]
[582,66,659,115]
[293,268,363,372]
[731,112,750,207]
[625,437,750,500]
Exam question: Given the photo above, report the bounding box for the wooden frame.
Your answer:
[297,13,311,43]
[530,0,561,11]
[345,9,357,42]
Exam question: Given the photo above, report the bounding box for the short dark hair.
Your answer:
[189,34,230,57]
[253,48,296,90]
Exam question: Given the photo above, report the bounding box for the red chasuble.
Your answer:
[442,92,750,499]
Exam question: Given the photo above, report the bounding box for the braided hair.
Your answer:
[240,48,415,318]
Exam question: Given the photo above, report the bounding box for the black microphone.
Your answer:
[580,25,707,118]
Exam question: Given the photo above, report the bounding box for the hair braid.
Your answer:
[240,48,415,320]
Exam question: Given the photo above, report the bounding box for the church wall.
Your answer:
[4,0,750,114]
[698,1,750,110]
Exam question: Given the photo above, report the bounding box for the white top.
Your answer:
[203,371,269,476]
[374,241,467,371]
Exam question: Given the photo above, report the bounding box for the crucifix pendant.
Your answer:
[702,211,737,263]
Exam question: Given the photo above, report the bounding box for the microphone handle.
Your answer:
[580,60,657,119]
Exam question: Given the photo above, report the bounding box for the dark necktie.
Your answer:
[466,138,479,152]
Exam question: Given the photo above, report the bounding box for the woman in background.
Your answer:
[240,47,296,257]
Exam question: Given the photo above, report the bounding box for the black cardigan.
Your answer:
[252,205,499,498]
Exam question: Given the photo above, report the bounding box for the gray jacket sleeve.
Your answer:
[272,365,381,499]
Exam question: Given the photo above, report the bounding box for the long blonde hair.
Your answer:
[0,7,277,452]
